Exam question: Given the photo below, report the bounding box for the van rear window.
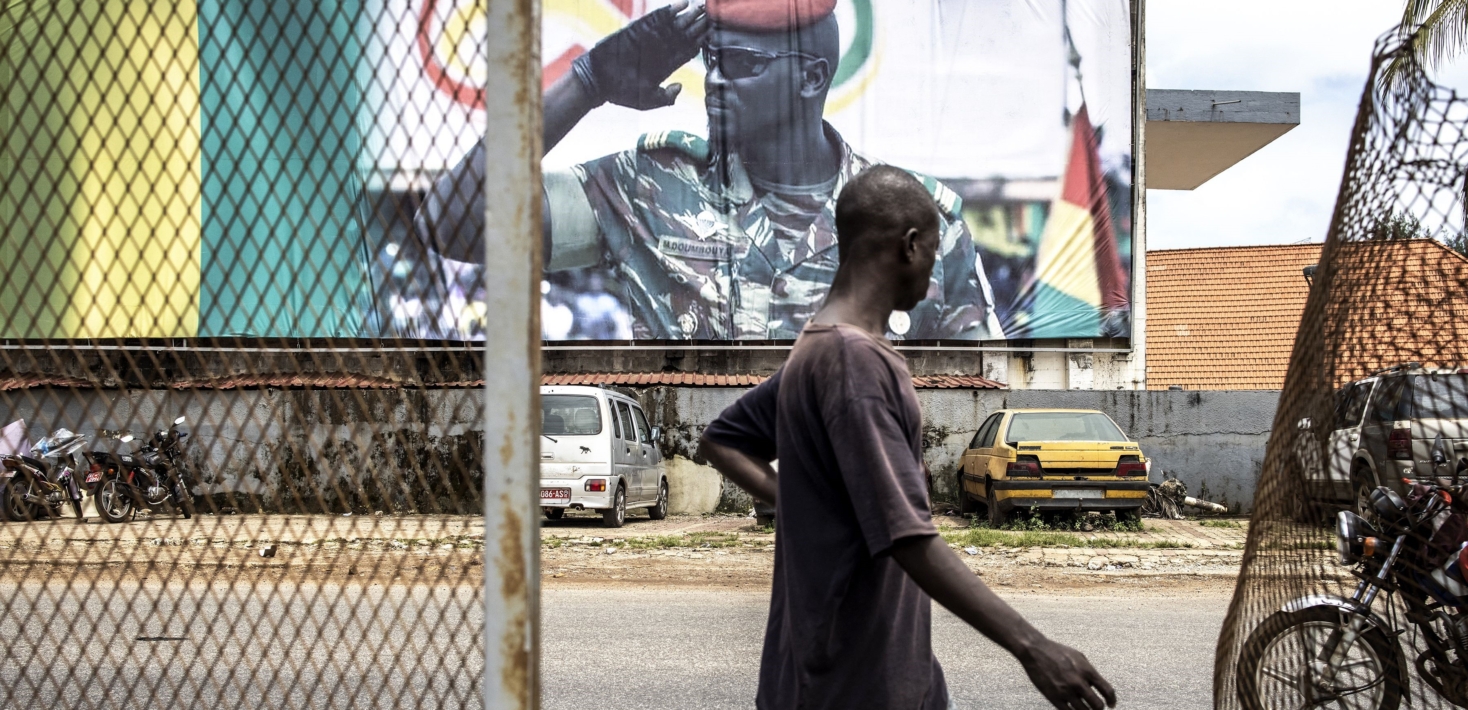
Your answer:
[1409,374,1468,420]
[542,395,602,435]
[1005,412,1127,443]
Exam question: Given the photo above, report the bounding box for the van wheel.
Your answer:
[986,486,1007,528]
[602,486,626,528]
[543,507,565,521]
[647,480,668,520]
[957,475,980,513]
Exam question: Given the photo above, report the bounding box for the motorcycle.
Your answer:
[85,416,196,524]
[1237,451,1468,709]
[0,428,89,521]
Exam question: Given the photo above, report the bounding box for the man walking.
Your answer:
[699,166,1116,709]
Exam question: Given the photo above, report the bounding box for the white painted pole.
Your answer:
[481,0,541,707]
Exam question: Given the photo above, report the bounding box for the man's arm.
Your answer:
[696,373,781,504]
[699,438,777,504]
[419,2,708,263]
[891,535,1116,710]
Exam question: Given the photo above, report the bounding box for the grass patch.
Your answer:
[967,508,1144,533]
[543,532,760,551]
[1199,520,1244,529]
[1264,540,1333,551]
[942,527,1194,550]
[945,528,1086,548]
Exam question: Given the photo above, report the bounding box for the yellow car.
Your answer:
[956,409,1150,526]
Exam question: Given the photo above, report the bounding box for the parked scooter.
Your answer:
[85,416,196,523]
[0,428,89,521]
[1236,468,1468,709]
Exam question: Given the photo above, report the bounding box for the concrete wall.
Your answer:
[637,386,1279,515]
[0,386,1276,515]
[545,336,1146,391]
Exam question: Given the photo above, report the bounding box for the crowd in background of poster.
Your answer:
[0,0,1134,342]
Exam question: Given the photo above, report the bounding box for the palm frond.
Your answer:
[1383,0,1468,91]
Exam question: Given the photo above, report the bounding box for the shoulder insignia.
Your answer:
[908,171,964,220]
[637,130,710,163]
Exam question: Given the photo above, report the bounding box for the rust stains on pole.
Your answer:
[482,0,541,708]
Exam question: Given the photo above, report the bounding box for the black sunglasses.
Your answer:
[701,45,822,80]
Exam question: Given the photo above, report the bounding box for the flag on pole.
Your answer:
[1017,105,1129,338]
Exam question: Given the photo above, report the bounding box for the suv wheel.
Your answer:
[601,486,626,528]
[1352,465,1378,520]
[648,480,669,520]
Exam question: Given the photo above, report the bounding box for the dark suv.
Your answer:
[1303,365,1468,515]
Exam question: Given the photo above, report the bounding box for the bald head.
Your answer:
[835,166,941,263]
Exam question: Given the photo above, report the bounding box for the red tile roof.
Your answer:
[1146,240,1468,390]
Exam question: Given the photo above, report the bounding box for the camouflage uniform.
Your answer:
[543,122,1004,340]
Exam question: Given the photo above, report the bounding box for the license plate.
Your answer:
[1054,488,1104,499]
[86,473,101,483]
[540,488,571,502]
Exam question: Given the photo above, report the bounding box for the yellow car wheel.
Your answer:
[986,486,1006,528]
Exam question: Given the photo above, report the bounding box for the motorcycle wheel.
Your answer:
[95,479,134,524]
[0,482,37,522]
[176,491,195,519]
[1237,605,1402,710]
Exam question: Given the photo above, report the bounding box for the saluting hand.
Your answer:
[571,0,711,110]
[1019,638,1118,710]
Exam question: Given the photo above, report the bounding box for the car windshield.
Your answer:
[1409,373,1468,420]
[1006,412,1127,443]
[542,395,602,436]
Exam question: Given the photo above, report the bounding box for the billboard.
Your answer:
[0,0,1134,343]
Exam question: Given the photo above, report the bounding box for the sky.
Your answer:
[1144,0,1468,250]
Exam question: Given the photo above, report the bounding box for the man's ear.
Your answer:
[900,227,921,263]
[799,58,832,98]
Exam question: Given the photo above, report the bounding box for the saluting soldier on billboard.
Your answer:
[417,0,1004,341]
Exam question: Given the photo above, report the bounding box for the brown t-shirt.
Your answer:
[703,324,946,710]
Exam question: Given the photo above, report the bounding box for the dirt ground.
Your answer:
[0,510,1255,594]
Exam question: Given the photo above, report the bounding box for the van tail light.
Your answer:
[1006,460,1041,478]
[1115,462,1147,477]
[1388,428,1412,460]
[584,479,607,492]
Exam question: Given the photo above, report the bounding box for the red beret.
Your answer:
[706,0,837,31]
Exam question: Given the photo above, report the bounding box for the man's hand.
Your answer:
[1017,637,1117,710]
[572,0,710,110]
[889,535,1116,710]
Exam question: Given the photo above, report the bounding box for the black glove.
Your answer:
[572,5,702,110]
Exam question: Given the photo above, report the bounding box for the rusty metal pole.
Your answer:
[482,0,541,708]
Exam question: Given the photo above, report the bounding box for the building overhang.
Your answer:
[1145,89,1300,190]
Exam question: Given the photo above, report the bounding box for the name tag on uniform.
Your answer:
[658,235,730,261]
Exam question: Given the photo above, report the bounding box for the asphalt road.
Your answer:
[542,587,1227,710]
[0,579,1226,708]
[0,579,484,709]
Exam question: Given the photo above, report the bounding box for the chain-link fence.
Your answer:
[1218,33,1468,710]
[0,0,508,706]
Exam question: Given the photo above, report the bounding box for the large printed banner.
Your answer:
[0,0,1134,342]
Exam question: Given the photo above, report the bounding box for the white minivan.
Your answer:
[539,385,667,528]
